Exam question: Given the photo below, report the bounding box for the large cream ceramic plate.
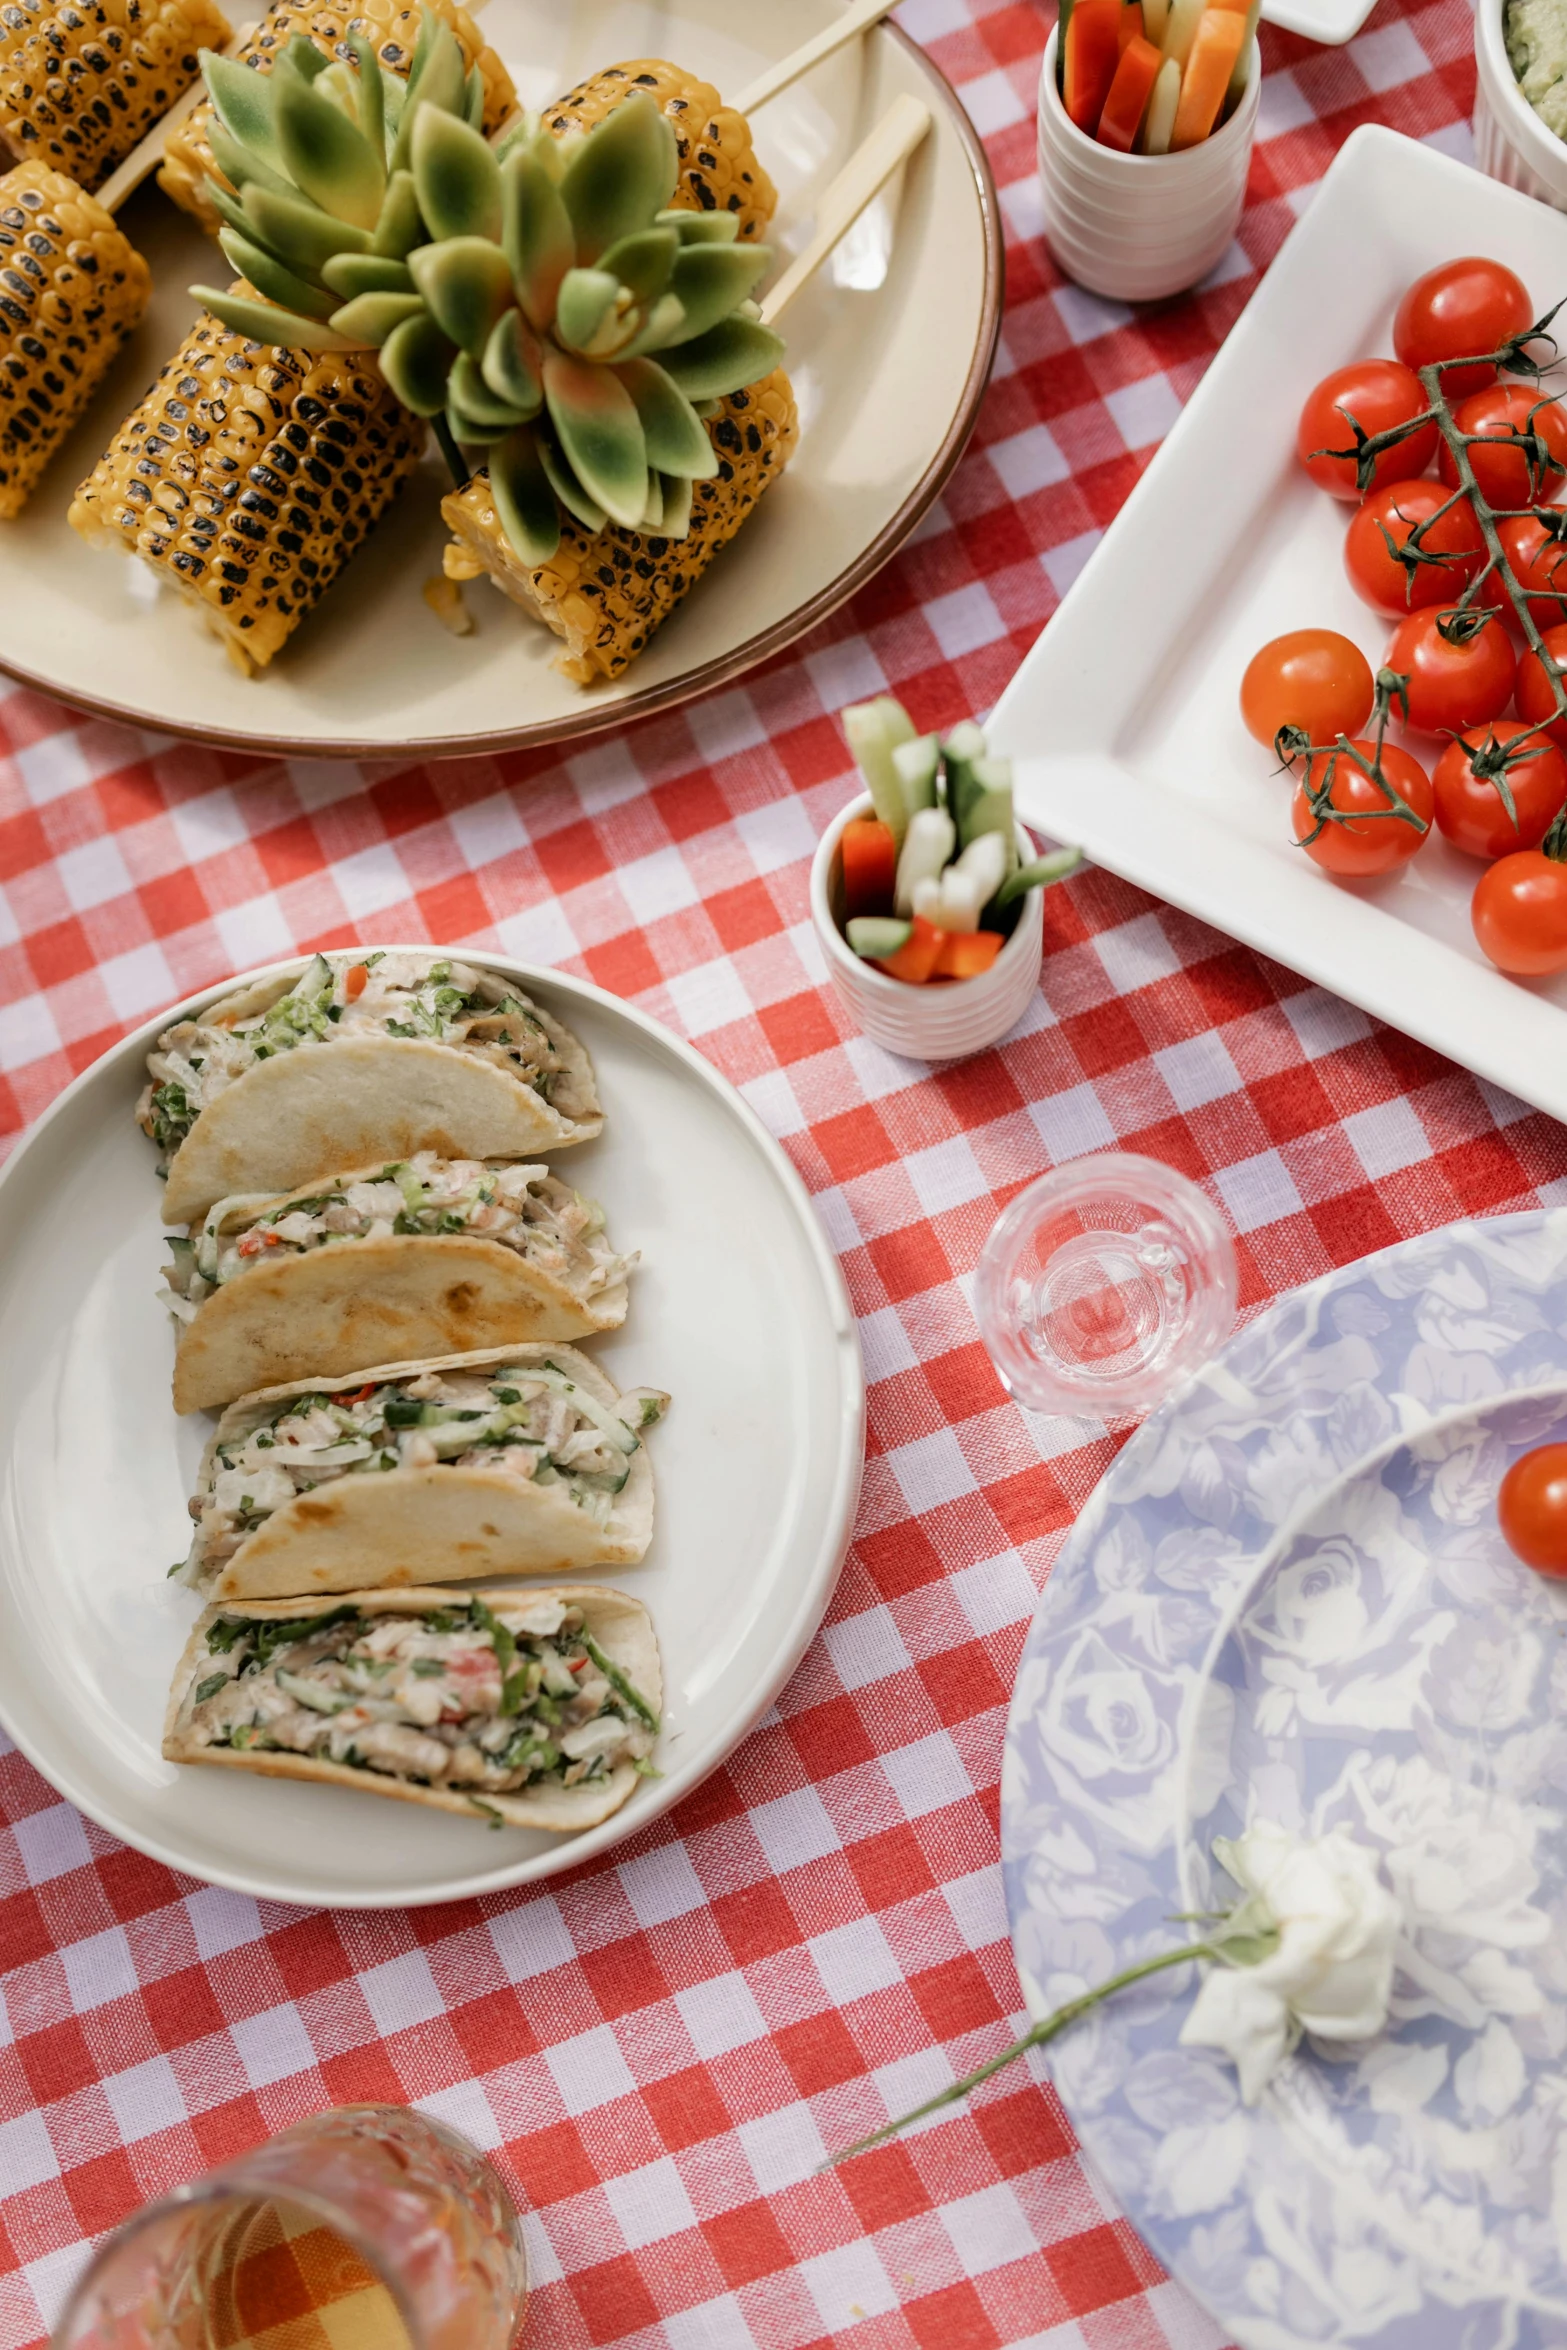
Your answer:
[991,128,1567,1131]
[0,4,1000,759]
[0,953,864,1908]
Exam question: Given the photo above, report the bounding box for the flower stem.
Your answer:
[820,1942,1218,2169]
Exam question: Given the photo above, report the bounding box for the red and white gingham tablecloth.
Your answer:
[0,5,1553,2346]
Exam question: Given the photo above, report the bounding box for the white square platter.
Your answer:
[991,126,1567,1124]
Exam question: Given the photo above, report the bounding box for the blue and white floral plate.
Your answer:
[1002,1211,1567,2350]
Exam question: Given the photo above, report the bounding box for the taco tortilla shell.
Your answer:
[162,1585,660,1834]
[162,1026,602,1227]
[172,1228,628,1414]
[191,1345,656,1602]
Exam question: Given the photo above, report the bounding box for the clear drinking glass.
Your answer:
[51,2106,526,2350]
[974,1152,1237,1419]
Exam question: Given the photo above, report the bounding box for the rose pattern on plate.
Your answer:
[1002,1209,1567,2349]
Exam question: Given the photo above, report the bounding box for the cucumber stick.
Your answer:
[847,916,912,960]
[844,701,909,847]
[991,847,1084,911]
[893,734,939,822]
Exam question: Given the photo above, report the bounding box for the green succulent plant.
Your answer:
[190,23,786,566]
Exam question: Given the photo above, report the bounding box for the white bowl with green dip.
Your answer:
[1476,0,1567,206]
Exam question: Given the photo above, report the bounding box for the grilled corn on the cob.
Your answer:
[0,159,149,518]
[69,296,424,671]
[158,0,514,230]
[0,0,231,194]
[442,369,799,684]
[545,60,777,245]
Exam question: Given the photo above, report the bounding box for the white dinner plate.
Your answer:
[1003,1208,1567,2350]
[0,954,864,1909]
[991,127,1567,1129]
[0,0,1000,759]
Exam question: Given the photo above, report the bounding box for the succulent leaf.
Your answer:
[655,208,740,247]
[491,426,561,565]
[278,34,330,82]
[615,356,718,480]
[219,227,340,320]
[409,236,515,356]
[274,71,385,231]
[659,470,695,540]
[321,250,414,297]
[412,104,502,241]
[464,61,485,129]
[448,350,528,431]
[638,470,664,532]
[446,406,513,447]
[203,50,289,178]
[502,149,574,331]
[346,32,385,164]
[538,431,607,532]
[371,169,424,258]
[389,28,469,172]
[193,282,361,353]
[379,309,459,413]
[328,289,426,344]
[559,96,677,265]
[242,183,372,270]
[657,316,784,401]
[481,307,543,415]
[555,266,624,357]
[614,291,688,362]
[543,347,647,528]
[205,176,263,247]
[599,226,678,305]
[208,117,296,201]
[661,243,770,346]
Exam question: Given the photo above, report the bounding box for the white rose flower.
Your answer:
[1178,1819,1402,2105]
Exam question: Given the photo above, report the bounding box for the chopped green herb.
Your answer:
[410,1658,447,1678]
[468,1797,506,1830]
[583,1635,660,1731]
[193,1673,229,1703]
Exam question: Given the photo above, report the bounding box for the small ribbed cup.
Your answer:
[1473,0,1567,209]
[1036,24,1260,302]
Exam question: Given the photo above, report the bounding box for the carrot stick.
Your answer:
[1139,52,1181,149]
[1117,2,1143,53]
[1170,6,1246,146]
[1221,0,1262,112]
[1063,0,1123,130]
[1098,33,1163,147]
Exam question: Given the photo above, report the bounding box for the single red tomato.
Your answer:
[1514,622,1567,751]
[1498,1443,1567,1572]
[1291,738,1433,875]
[1498,513,1567,630]
[1472,848,1567,971]
[1384,608,1517,735]
[1438,383,1567,506]
[1343,480,1484,616]
[1433,722,1567,858]
[1393,257,1534,398]
[1296,361,1439,500]
[1241,630,1375,750]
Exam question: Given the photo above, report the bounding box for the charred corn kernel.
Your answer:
[0,160,149,519]
[0,0,231,194]
[70,299,424,672]
[544,60,777,244]
[158,0,515,229]
[441,369,799,685]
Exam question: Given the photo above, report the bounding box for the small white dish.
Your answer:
[1260,0,1377,44]
[811,792,1044,1061]
[1036,28,1260,304]
[989,125,1567,1132]
[1473,0,1567,210]
[0,953,865,1909]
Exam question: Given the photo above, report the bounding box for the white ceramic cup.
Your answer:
[1473,0,1567,208]
[1036,24,1260,303]
[810,795,1045,1062]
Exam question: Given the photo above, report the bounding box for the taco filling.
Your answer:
[179,1595,658,1798]
[162,1157,633,1324]
[140,952,594,1170]
[186,1363,668,1577]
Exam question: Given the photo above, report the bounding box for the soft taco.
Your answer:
[163,1584,660,1833]
[180,1345,667,1602]
[165,1154,635,1413]
[140,950,603,1225]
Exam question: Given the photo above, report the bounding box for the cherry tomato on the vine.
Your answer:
[1497,514,1567,630]
[1343,480,1484,617]
[1498,1444,1567,1574]
[1296,361,1439,500]
[1439,383,1567,507]
[1241,630,1375,750]
[1514,622,1567,752]
[1472,847,1567,971]
[1384,608,1516,736]
[1393,257,1534,398]
[1432,722,1567,859]
[1291,738,1434,876]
